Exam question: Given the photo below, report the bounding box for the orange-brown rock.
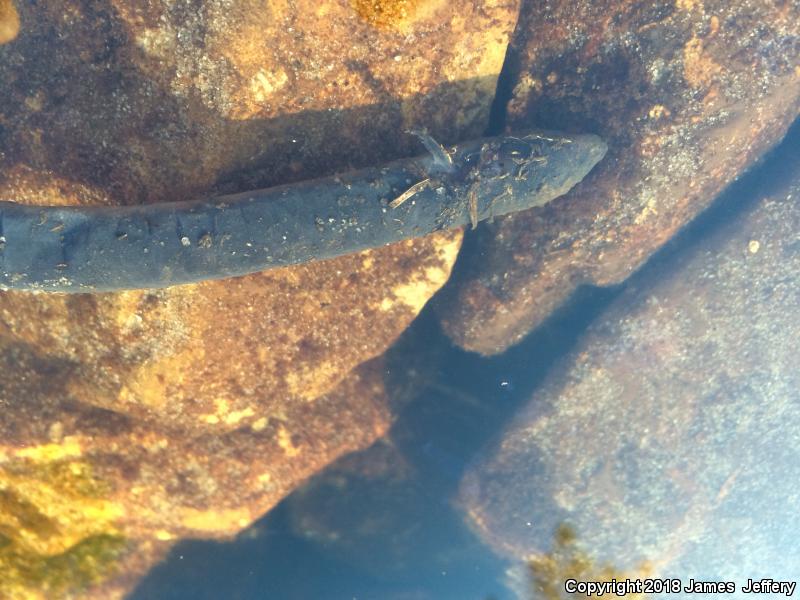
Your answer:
[0,235,461,431]
[1,0,517,205]
[0,0,525,428]
[0,0,18,45]
[0,0,520,596]
[0,354,393,599]
[438,0,800,354]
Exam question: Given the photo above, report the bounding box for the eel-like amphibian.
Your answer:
[0,131,607,293]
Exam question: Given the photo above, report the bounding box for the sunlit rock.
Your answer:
[0,0,519,595]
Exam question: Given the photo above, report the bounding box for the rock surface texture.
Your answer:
[0,0,18,45]
[438,0,800,354]
[0,0,518,597]
[459,138,800,580]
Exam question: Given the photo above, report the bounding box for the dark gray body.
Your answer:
[0,131,606,292]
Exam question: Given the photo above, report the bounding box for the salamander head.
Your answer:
[445,131,607,196]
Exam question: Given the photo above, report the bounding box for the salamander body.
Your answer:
[0,131,607,292]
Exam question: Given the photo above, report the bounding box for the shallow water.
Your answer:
[130,115,800,600]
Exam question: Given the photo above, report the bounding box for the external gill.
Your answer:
[389,130,455,209]
[407,130,454,173]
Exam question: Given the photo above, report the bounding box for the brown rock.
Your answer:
[1,0,517,205]
[0,234,461,431]
[0,0,18,45]
[438,0,800,354]
[0,0,520,595]
[0,0,521,429]
[0,351,393,599]
[458,138,800,578]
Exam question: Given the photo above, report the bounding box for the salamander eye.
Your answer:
[498,138,533,160]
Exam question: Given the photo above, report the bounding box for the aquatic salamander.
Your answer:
[0,131,607,293]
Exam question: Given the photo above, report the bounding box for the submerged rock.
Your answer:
[0,235,461,431]
[458,136,800,580]
[0,354,394,599]
[438,0,800,354]
[0,0,18,45]
[0,0,519,596]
